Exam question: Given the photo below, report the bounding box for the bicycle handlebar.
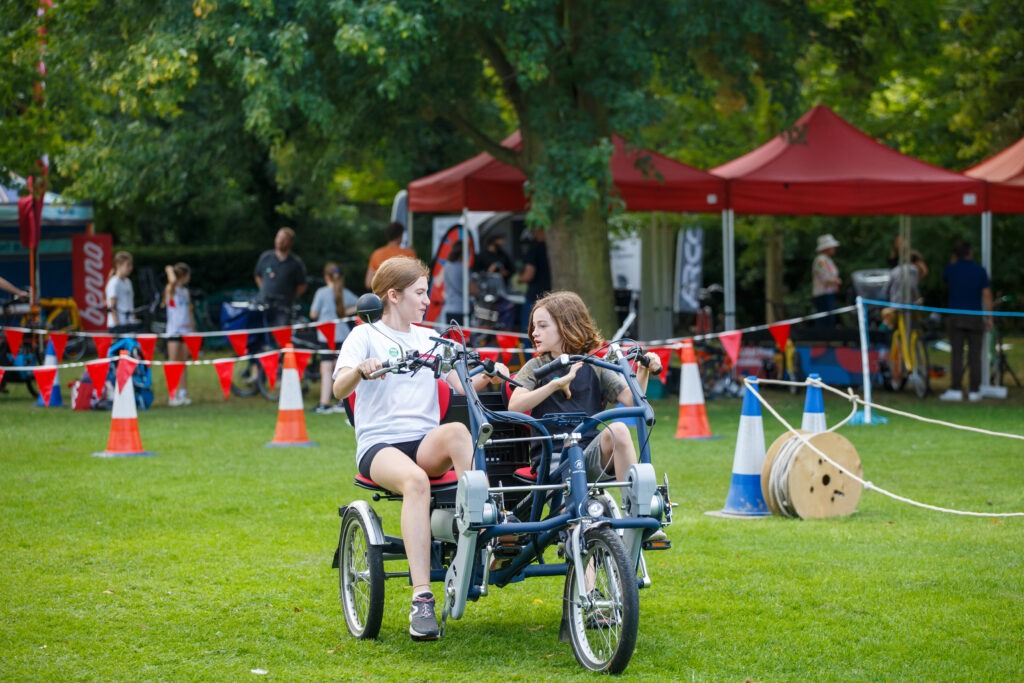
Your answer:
[363,336,520,386]
[533,345,659,381]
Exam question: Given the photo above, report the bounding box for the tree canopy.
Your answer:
[1,1,1021,332]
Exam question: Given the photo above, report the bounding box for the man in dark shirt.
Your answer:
[254,227,308,327]
[518,228,551,330]
[474,234,514,285]
[940,239,992,402]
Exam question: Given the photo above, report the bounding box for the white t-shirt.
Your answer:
[310,285,357,344]
[105,275,135,327]
[334,321,445,468]
[165,285,193,336]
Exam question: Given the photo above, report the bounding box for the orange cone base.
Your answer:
[674,405,719,440]
[266,409,317,447]
[93,418,155,457]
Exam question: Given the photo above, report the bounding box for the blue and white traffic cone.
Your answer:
[709,378,770,517]
[800,373,826,434]
[36,340,63,408]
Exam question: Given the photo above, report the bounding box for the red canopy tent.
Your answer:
[711,104,985,215]
[707,104,988,333]
[408,131,725,213]
[964,136,1024,213]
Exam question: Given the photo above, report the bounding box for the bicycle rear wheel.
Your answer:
[338,509,385,639]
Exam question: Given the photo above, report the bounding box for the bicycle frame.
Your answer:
[440,342,665,609]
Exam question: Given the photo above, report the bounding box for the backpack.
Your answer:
[96,338,154,410]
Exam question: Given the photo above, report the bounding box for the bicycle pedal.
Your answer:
[642,539,672,551]
[493,542,520,555]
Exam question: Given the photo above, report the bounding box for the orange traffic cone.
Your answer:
[267,345,317,447]
[93,351,154,457]
[675,340,716,440]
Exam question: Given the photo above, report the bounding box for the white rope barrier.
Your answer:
[747,376,1024,518]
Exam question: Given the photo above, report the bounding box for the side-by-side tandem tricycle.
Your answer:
[333,299,674,674]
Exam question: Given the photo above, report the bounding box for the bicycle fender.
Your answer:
[343,500,386,546]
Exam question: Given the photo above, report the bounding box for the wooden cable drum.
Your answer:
[761,430,863,519]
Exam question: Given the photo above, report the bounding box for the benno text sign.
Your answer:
[72,233,112,331]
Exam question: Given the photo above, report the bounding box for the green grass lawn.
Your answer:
[1,343,1022,682]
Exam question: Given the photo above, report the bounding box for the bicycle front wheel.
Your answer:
[564,526,639,674]
[230,359,262,398]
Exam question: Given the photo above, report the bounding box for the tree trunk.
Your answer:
[765,226,785,323]
[546,201,617,338]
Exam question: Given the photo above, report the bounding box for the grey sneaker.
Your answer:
[313,404,333,415]
[409,593,440,641]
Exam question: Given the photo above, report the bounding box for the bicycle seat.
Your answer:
[513,466,537,482]
[353,470,459,494]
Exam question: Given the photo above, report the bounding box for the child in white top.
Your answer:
[332,256,507,641]
[163,263,195,406]
[105,251,136,331]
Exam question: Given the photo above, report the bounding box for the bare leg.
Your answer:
[320,359,334,406]
[368,449,434,590]
[599,421,638,481]
[417,422,475,477]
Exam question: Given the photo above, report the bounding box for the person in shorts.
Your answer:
[309,261,357,414]
[332,256,507,641]
[163,262,195,406]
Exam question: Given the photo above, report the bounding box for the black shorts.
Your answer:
[359,438,425,479]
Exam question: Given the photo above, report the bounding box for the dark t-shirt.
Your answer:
[943,259,990,311]
[515,355,625,463]
[254,250,307,306]
[474,248,514,281]
[522,242,551,301]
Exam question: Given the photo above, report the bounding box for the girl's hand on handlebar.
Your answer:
[358,358,384,380]
[552,362,581,399]
[639,351,663,375]
[487,361,511,385]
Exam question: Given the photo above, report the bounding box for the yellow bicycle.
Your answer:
[19,298,90,361]
[887,309,930,398]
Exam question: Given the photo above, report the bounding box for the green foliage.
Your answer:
[1,1,1022,330]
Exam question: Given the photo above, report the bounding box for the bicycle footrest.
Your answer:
[642,539,672,551]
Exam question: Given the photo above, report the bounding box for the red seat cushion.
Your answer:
[355,469,459,490]
[513,466,536,481]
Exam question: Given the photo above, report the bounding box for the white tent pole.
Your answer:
[722,209,736,330]
[856,296,872,424]
[980,210,993,391]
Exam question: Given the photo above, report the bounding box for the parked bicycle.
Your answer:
[885,308,929,398]
[1,296,43,398]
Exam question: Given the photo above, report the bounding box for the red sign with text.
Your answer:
[72,233,112,331]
